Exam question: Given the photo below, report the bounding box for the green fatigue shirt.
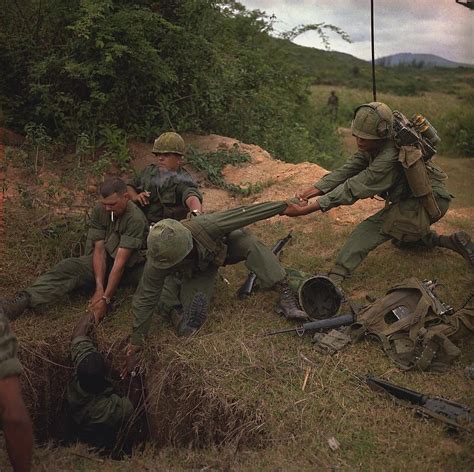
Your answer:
[67,336,133,431]
[130,201,288,346]
[314,140,451,212]
[128,166,203,223]
[85,200,149,267]
[0,310,22,380]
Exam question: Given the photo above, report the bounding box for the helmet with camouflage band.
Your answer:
[152,132,186,156]
[351,102,393,140]
[147,219,193,269]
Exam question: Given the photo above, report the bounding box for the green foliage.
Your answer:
[186,146,258,195]
[436,107,474,157]
[98,124,130,170]
[75,132,92,168]
[24,122,52,174]
[0,0,344,167]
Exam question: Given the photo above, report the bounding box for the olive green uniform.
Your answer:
[67,336,133,444]
[131,201,288,346]
[128,165,203,314]
[127,166,202,223]
[313,140,452,278]
[0,310,22,380]
[25,201,148,307]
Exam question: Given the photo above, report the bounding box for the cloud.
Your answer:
[240,0,473,64]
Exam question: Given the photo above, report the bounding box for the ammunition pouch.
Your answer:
[382,198,430,242]
[398,145,441,221]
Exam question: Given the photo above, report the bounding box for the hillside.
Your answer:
[376,52,472,69]
[1,131,473,471]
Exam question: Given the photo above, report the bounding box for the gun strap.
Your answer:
[181,219,227,266]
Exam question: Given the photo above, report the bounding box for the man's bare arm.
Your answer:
[185,195,202,213]
[127,185,150,207]
[0,376,33,472]
[92,240,107,298]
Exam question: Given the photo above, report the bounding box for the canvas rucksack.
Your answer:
[348,278,474,371]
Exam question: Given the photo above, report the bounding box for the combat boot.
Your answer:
[435,231,474,267]
[171,292,208,337]
[0,291,31,320]
[274,280,308,321]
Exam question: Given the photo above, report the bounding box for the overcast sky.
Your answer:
[239,0,473,65]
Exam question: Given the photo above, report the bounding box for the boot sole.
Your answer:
[454,231,474,267]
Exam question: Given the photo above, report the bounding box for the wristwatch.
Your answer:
[190,209,202,217]
[101,296,111,305]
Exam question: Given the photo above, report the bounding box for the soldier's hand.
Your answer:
[89,288,104,307]
[121,343,142,379]
[281,202,311,217]
[89,298,108,324]
[295,191,309,205]
[135,191,151,207]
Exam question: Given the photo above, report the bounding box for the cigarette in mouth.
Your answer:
[111,211,115,222]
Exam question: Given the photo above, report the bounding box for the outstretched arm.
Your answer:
[0,375,33,472]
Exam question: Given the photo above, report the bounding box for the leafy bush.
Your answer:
[0,0,344,167]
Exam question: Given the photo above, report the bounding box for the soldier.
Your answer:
[0,178,148,322]
[283,102,474,285]
[327,90,339,121]
[126,131,203,223]
[123,200,308,371]
[67,314,141,456]
[0,308,33,471]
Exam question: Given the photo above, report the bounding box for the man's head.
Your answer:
[351,102,393,152]
[77,352,107,394]
[99,178,129,216]
[147,219,193,269]
[152,132,185,172]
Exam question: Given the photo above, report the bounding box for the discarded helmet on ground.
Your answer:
[152,132,185,155]
[147,219,193,269]
[351,102,393,140]
[298,275,343,320]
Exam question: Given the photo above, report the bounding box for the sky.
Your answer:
[239,0,474,65]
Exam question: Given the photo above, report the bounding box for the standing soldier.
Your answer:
[327,90,339,121]
[0,178,148,322]
[0,308,33,471]
[283,102,474,285]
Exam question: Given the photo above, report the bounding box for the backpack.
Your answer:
[348,278,474,371]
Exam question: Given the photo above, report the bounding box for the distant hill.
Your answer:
[375,53,472,69]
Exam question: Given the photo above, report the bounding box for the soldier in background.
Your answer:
[284,102,474,285]
[327,90,339,121]
[0,308,33,471]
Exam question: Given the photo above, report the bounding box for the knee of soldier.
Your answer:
[435,197,450,221]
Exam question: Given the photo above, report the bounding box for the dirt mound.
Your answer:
[181,133,384,226]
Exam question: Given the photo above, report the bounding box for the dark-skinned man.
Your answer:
[0,178,148,322]
[123,200,309,374]
[67,313,142,456]
[282,102,474,285]
[0,308,33,472]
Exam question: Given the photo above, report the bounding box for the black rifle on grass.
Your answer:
[264,313,354,337]
[237,231,293,299]
[366,375,473,431]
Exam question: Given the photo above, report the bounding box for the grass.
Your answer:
[1,143,473,470]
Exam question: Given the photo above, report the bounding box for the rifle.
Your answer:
[237,231,293,299]
[366,375,473,431]
[264,313,354,337]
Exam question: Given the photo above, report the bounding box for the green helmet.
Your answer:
[351,102,393,140]
[298,275,343,320]
[147,219,193,269]
[152,132,185,155]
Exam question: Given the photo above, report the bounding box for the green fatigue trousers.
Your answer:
[25,255,144,307]
[157,228,287,316]
[331,196,451,279]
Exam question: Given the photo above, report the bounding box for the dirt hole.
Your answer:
[18,335,267,451]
